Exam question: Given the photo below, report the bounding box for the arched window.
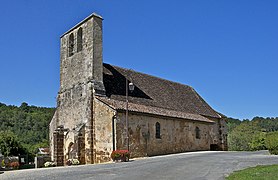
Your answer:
[77,28,83,52]
[155,122,161,139]
[195,127,200,139]
[68,33,74,57]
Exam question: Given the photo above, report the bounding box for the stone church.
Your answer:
[49,13,227,166]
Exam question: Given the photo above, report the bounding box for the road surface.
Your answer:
[1,151,278,180]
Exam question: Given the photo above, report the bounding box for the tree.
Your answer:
[226,117,241,132]
[228,121,263,151]
[20,102,29,112]
[249,131,267,151]
[0,130,26,157]
[0,102,55,157]
[265,131,278,155]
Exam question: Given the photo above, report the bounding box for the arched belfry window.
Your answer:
[155,122,161,139]
[77,28,83,52]
[68,33,74,57]
[195,127,201,139]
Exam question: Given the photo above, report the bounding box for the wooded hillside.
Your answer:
[0,102,55,156]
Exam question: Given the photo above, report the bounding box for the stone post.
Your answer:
[53,131,64,166]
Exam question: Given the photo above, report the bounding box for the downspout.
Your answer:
[112,112,117,151]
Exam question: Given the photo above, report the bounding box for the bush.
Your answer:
[249,132,267,151]
[265,132,278,155]
[66,159,80,166]
[1,159,5,167]
[111,150,130,162]
[44,161,56,167]
[9,161,20,170]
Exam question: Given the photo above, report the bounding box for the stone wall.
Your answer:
[56,85,90,129]
[35,156,51,168]
[49,111,57,161]
[115,112,220,158]
[93,98,115,163]
[219,118,228,150]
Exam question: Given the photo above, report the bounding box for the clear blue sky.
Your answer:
[0,0,277,120]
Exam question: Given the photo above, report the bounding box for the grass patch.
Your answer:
[226,164,278,180]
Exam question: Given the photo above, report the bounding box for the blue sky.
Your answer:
[0,0,277,120]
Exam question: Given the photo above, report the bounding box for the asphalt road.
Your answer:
[1,151,278,180]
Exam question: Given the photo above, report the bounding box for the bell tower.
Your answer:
[59,13,105,95]
[50,13,105,165]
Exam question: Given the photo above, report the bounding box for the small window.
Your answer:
[68,33,74,57]
[195,127,200,139]
[155,122,161,139]
[77,28,83,52]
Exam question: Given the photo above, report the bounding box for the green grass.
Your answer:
[226,164,278,180]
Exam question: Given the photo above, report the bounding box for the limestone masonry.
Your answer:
[49,13,227,165]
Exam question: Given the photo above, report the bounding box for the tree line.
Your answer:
[227,116,278,153]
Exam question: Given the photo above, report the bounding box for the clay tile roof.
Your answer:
[96,97,214,123]
[101,63,222,120]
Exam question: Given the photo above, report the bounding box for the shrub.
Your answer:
[1,159,5,167]
[9,161,20,170]
[44,161,56,167]
[66,159,80,166]
[71,159,80,165]
[111,150,130,162]
[266,132,278,155]
[249,132,267,151]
